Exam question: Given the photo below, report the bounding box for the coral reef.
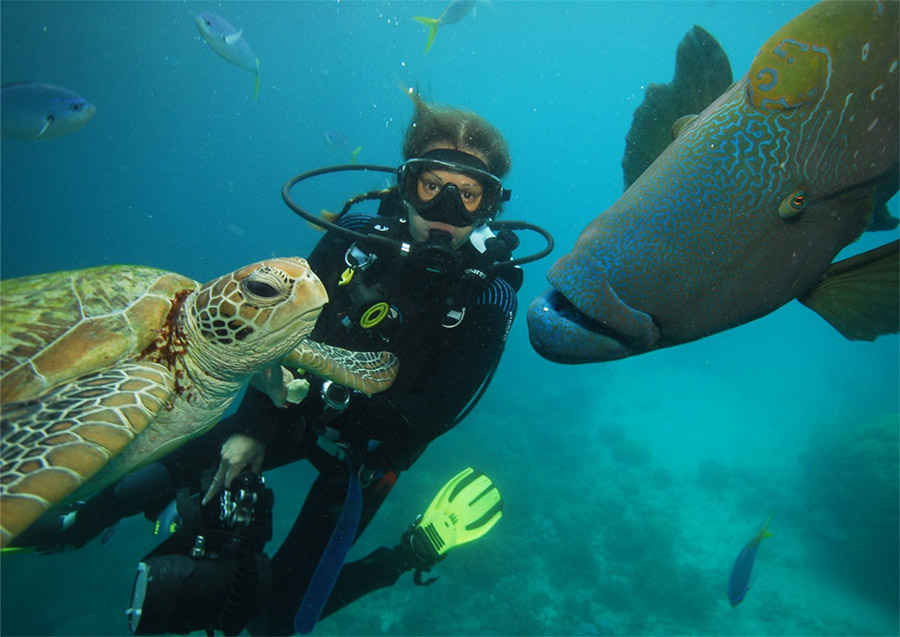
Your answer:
[801,412,900,609]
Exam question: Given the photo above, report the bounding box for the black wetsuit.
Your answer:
[129,195,521,633]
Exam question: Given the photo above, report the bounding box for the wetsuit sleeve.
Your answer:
[340,276,518,464]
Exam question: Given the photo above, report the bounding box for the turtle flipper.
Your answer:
[284,341,399,396]
[0,361,173,547]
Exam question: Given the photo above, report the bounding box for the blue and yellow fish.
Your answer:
[727,513,773,607]
[1,82,96,140]
[414,0,476,54]
[195,12,260,100]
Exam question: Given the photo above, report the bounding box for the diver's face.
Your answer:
[415,168,486,213]
[408,143,487,248]
[409,206,474,248]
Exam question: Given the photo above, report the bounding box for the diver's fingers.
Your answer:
[202,462,229,505]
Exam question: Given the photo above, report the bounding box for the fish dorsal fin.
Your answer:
[621,25,733,190]
[224,29,243,45]
[799,240,900,341]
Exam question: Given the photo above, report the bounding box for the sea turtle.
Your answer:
[0,257,398,547]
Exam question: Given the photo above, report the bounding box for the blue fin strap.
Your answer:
[294,466,363,634]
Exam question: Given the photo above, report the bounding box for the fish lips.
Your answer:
[527,255,661,364]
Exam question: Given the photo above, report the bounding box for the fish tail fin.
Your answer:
[798,240,899,341]
[759,511,775,541]
[413,16,440,53]
[350,146,363,164]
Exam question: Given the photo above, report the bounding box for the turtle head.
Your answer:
[187,257,328,378]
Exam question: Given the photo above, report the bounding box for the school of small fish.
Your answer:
[1,2,481,141]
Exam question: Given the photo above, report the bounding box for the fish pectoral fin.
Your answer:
[36,116,54,138]
[799,240,899,341]
[224,29,243,45]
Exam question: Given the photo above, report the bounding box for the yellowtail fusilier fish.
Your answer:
[414,0,475,54]
[194,12,260,100]
[0,83,96,140]
[727,513,773,607]
[324,129,362,163]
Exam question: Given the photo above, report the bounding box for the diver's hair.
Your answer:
[402,91,511,178]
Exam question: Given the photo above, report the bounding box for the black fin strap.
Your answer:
[413,569,439,587]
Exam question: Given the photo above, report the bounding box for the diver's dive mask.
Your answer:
[398,149,511,227]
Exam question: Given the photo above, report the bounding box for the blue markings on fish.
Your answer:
[194,12,260,100]
[324,129,362,163]
[414,0,476,54]
[0,83,96,140]
[727,512,773,607]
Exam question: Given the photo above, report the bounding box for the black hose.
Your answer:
[281,164,555,272]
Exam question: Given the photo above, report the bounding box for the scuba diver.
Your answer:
[12,91,552,635]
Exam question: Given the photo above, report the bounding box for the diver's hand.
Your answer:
[202,434,265,505]
[251,364,310,407]
[251,365,291,407]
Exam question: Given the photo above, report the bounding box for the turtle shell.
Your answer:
[1,265,197,405]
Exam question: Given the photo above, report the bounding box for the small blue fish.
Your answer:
[324,129,362,163]
[0,83,96,140]
[727,513,773,607]
[413,0,476,54]
[194,12,260,100]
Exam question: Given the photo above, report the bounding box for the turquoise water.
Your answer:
[1,1,898,635]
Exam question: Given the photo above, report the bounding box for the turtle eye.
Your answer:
[240,266,291,307]
[245,280,279,298]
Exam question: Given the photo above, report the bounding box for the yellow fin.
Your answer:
[413,16,440,53]
[799,240,899,341]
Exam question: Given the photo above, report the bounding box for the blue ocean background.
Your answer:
[1,1,898,635]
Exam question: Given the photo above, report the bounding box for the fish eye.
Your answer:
[70,103,82,112]
[777,188,809,220]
